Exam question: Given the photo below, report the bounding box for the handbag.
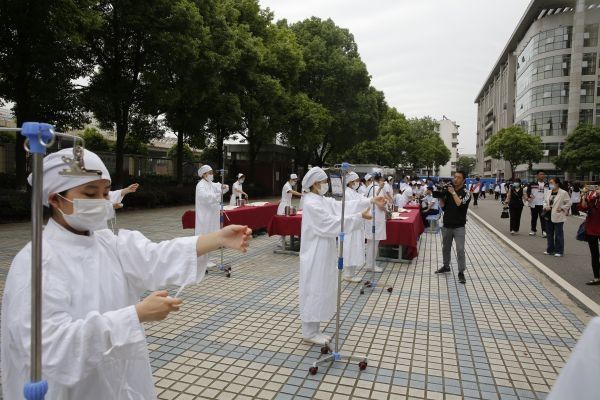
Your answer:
[576,222,587,241]
[500,206,509,219]
[541,210,551,221]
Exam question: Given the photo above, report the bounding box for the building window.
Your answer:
[517,26,573,70]
[581,81,595,103]
[516,55,571,97]
[541,142,563,163]
[484,160,492,172]
[582,53,597,75]
[584,24,599,47]
[517,82,569,115]
[580,109,594,125]
[522,110,568,136]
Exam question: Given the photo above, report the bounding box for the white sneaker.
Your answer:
[529,232,536,236]
[554,253,563,257]
[207,261,217,268]
[510,231,515,235]
[543,251,551,255]
[365,266,383,273]
[320,333,331,342]
[542,232,547,238]
[303,335,328,345]
[343,275,362,283]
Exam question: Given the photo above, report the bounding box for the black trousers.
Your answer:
[571,202,580,216]
[473,193,479,206]
[530,205,546,233]
[509,205,523,232]
[500,193,507,202]
[588,235,600,279]
[479,191,486,199]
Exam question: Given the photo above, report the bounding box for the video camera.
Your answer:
[432,182,452,198]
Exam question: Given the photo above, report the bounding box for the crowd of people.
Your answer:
[470,170,600,286]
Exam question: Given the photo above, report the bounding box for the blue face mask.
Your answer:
[549,184,556,190]
[513,183,520,188]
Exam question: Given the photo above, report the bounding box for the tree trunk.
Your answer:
[114,121,127,188]
[176,131,184,187]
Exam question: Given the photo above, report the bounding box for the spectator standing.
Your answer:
[434,171,472,284]
[500,180,507,202]
[494,182,500,200]
[470,177,481,208]
[579,184,600,285]
[527,170,548,237]
[570,181,582,216]
[543,177,571,257]
[505,178,525,235]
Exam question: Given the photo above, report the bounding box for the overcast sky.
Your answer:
[259,0,530,155]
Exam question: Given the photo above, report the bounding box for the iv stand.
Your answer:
[309,162,368,375]
[217,144,231,277]
[0,123,99,400]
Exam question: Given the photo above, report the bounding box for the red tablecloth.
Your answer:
[380,209,425,259]
[268,214,302,236]
[182,203,278,231]
[266,208,425,259]
[404,204,420,210]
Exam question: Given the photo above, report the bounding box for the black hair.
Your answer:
[536,170,546,175]
[455,171,466,179]
[549,177,561,185]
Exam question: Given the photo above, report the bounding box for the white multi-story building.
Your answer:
[437,116,460,177]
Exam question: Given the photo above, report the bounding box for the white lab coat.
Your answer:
[277,182,294,215]
[1,218,207,400]
[230,181,243,206]
[108,190,124,205]
[547,317,600,400]
[357,183,368,197]
[299,192,370,322]
[343,187,367,267]
[383,182,394,198]
[195,179,228,235]
[364,184,387,241]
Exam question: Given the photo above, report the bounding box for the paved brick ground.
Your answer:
[0,204,592,399]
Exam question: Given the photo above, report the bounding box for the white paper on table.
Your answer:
[224,205,237,211]
[248,202,269,207]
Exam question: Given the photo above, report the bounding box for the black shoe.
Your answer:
[586,279,600,286]
[458,272,466,284]
[435,266,451,274]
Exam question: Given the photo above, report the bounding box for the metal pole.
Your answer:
[30,153,43,381]
[335,164,347,355]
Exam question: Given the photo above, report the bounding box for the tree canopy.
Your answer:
[484,125,543,176]
[555,124,600,175]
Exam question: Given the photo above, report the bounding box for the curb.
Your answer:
[468,209,600,316]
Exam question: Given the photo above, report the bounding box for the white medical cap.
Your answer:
[27,148,111,207]
[302,166,327,191]
[290,174,298,180]
[388,176,393,181]
[364,173,372,181]
[198,165,212,177]
[238,173,245,179]
[347,172,359,183]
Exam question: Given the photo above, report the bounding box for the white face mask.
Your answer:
[58,196,115,232]
[351,182,359,190]
[205,174,214,182]
[317,182,329,195]
[240,179,245,184]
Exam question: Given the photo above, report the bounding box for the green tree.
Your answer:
[0,0,98,187]
[555,124,600,174]
[289,17,384,166]
[456,155,477,176]
[78,127,110,152]
[167,143,195,162]
[83,0,175,186]
[419,134,451,177]
[484,125,543,177]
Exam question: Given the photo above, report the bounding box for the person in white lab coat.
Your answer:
[358,173,372,197]
[343,172,367,283]
[109,183,140,209]
[299,167,384,345]
[384,176,394,199]
[365,173,388,273]
[1,148,252,400]
[195,165,230,267]
[230,173,248,206]
[276,174,302,248]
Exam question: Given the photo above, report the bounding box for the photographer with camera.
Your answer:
[434,171,471,284]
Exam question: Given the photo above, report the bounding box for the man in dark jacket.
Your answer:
[435,171,471,283]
